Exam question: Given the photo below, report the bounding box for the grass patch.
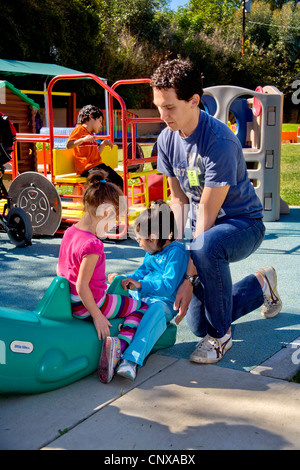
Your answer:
[280,144,300,206]
[282,123,299,132]
[56,185,73,195]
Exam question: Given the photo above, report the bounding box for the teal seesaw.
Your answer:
[0,276,177,394]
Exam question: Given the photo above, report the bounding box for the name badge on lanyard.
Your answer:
[187,169,201,187]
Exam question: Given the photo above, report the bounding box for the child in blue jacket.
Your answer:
[109,201,189,380]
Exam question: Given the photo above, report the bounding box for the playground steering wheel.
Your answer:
[8,172,62,236]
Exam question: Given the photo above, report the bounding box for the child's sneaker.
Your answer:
[116,359,137,381]
[189,333,232,364]
[98,336,121,383]
[257,266,282,318]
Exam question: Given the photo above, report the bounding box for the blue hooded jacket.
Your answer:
[128,241,189,313]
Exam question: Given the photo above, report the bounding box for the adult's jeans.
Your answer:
[187,217,266,339]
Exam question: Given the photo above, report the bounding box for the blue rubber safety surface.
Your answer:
[161,207,300,371]
[1,207,299,373]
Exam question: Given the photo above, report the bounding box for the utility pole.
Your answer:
[242,0,245,55]
[242,0,251,56]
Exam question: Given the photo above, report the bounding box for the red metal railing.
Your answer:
[9,75,163,238]
[111,79,162,169]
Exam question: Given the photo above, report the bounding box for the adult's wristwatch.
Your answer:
[183,274,200,286]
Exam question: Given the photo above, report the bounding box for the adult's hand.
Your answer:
[174,280,193,325]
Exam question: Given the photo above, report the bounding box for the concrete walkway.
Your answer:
[1,208,300,451]
[1,353,300,450]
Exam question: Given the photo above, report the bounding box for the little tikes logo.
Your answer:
[10,341,33,354]
[0,340,34,365]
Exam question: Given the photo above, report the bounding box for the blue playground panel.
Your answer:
[202,95,253,148]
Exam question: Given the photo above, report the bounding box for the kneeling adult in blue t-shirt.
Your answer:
[150,59,282,364]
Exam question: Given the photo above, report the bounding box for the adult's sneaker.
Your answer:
[98,336,121,383]
[257,266,282,318]
[189,333,232,364]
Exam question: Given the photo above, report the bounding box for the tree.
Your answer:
[263,0,299,10]
[0,0,299,112]
[0,0,168,106]
[0,0,102,69]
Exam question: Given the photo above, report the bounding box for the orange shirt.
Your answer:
[67,124,102,175]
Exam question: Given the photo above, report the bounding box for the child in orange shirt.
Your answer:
[67,105,123,190]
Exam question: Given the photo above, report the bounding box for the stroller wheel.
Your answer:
[6,207,32,247]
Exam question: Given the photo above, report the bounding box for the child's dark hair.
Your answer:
[83,169,123,216]
[77,105,103,124]
[134,200,177,250]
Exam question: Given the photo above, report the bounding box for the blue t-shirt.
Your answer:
[157,111,263,232]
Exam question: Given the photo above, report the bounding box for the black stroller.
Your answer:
[0,114,32,247]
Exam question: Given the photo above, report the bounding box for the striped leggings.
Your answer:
[74,294,148,352]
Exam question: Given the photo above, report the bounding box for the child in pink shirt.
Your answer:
[57,170,148,383]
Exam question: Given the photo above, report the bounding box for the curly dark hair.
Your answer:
[77,105,103,124]
[151,59,203,103]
